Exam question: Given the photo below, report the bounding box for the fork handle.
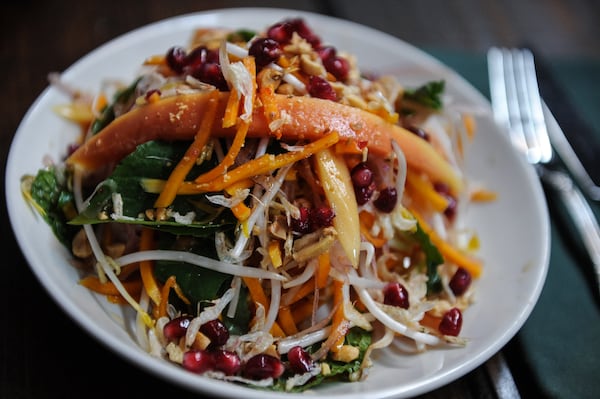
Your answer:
[540,166,600,292]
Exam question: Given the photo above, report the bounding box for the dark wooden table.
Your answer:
[2,1,599,398]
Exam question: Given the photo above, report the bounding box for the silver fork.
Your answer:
[487,47,600,296]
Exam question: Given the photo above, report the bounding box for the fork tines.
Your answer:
[487,47,553,165]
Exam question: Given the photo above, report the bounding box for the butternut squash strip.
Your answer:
[412,209,483,278]
[153,90,219,208]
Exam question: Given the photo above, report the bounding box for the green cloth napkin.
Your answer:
[427,48,600,399]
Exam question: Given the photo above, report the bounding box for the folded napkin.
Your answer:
[428,48,600,399]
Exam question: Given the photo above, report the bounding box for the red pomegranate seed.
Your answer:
[449,268,472,296]
[310,206,335,229]
[267,21,295,44]
[163,315,193,342]
[291,206,312,234]
[383,282,410,309]
[287,346,313,374]
[404,124,430,141]
[439,308,463,336]
[165,46,187,73]
[242,354,285,380]
[200,319,230,347]
[249,38,282,68]
[182,349,215,374]
[307,75,337,101]
[374,187,398,213]
[354,183,376,205]
[323,55,350,81]
[351,162,374,188]
[212,350,241,375]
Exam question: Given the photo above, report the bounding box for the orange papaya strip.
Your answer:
[67,92,463,194]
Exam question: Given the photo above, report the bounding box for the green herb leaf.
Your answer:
[91,78,141,134]
[413,222,444,294]
[404,80,445,110]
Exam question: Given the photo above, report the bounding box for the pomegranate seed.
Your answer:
[323,55,350,81]
[212,350,241,375]
[200,319,230,347]
[182,349,214,374]
[374,187,398,213]
[404,124,430,141]
[449,268,472,296]
[166,46,187,73]
[316,46,336,61]
[267,21,295,44]
[289,18,320,47]
[249,38,282,68]
[355,183,376,205]
[185,46,209,68]
[433,183,457,219]
[439,308,463,336]
[163,315,193,342]
[291,206,313,234]
[310,206,335,229]
[383,282,410,309]
[195,62,228,91]
[287,346,313,374]
[351,162,374,188]
[242,354,285,380]
[307,75,337,101]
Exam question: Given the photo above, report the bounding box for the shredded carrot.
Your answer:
[471,188,497,202]
[277,305,298,336]
[412,209,483,278]
[242,276,286,336]
[222,86,240,128]
[154,90,219,208]
[194,120,250,184]
[316,252,331,289]
[176,131,340,194]
[156,275,191,318]
[291,299,314,325]
[143,54,167,66]
[242,276,269,310]
[405,170,449,213]
[79,276,142,297]
[287,277,316,305]
[330,279,346,352]
[359,211,387,248]
[138,227,162,306]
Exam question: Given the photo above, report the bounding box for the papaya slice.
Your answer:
[66,91,464,194]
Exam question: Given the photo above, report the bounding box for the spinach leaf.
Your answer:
[27,168,78,249]
[271,327,372,392]
[404,80,445,110]
[413,222,444,295]
[90,78,140,134]
[153,235,251,335]
[70,140,235,237]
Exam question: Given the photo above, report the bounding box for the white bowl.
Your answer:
[5,7,550,399]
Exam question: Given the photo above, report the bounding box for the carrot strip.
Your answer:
[194,119,250,184]
[242,277,269,310]
[405,170,449,213]
[277,305,299,336]
[316,252,331,289]
[138,228,162,306]
[154,90,219,208]
[412,209,483,278]
[359,211,387,248]
[79,276,142,297]
[157,276,175,318]
[330,279,346,352]
[291,299,314,325]
[177,131,340,194]
[287,277,316,305]
[195,57,256,183]
[222,86,240,128]
[470,188,497,202]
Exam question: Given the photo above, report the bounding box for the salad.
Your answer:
[21,17,494,392]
